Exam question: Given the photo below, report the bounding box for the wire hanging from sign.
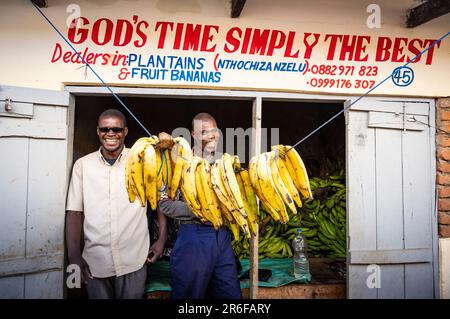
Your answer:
[29,0,152,137]
[288,31,449,151]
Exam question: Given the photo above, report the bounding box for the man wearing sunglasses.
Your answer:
[65,109,167,299]
[158,112,242,299]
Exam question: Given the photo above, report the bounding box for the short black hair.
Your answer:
[191,112,216,130]
[98,109,127,127]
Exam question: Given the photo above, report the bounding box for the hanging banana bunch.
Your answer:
[125,135,159,209]
[125,132,175,209]
[248,146,313,223]
[233,160,346,260]
[272,145,313,200]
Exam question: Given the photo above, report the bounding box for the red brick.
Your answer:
[439,212,450,225]
[439,121,450,133]
[439,149,450,161]
[439,108,450,121]
[438,98,450,109]
[438,187,450,198]
[437,173,450,185]
[438,161,450,173]
[439,224,450,238]
[437,134,450,147]
[439,199,450,211]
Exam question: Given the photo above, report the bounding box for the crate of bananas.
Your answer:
[125,134,314,241]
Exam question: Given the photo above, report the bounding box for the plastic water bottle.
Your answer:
[292,229,311,281]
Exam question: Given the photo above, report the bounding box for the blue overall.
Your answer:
[170,223,242,299]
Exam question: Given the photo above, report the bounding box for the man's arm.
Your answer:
[157,198,196,220]
[66,159,91,282]
[66,211,83,261]
[66,211,92,282]
[157,190,196,221]
[147,207,169,263]
[157,207,169,243]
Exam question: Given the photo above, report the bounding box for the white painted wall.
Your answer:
[439,238,450,299]
[0,0,449,96]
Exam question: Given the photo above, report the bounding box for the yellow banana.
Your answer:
[272,145,313,199]
[230,157,256,234]
[239,169,260,236]
[174,136,193,159]
[169,137,192,198]
[155,148,163,201]
[125,151,137,203]
[239,169,258,219]
[127,137,153,207]
[127,182,136,203]
[199,159,223,228]
[274,155,302,208]
[221,204,240,241]
[268,151,296,217]
[148,135,160,145]
[169,142,183,198]
[126,138,149,203]
[256,153,286,223]
[228,221,240,241]
[180,186,203,220]
[263,152,289,223]
[219,154,247,218]
[213,159,249,236]
[211,160,236,213]
[181,156,202,216]
[249,155,281,221]
[195,161,219,227]
[143,144,158,209]
[248,156,278,220]
[219,201,234,223]
[235,170,258,235]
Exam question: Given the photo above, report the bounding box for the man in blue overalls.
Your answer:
[157,112,242,299]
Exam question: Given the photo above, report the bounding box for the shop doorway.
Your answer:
[70,92,347,299]
[66,86,438,299]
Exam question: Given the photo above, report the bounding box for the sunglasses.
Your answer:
[98,127,125,133]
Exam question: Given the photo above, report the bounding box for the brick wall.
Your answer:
[437,98,450,238]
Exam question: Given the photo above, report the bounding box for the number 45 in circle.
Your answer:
[391,66,415,87]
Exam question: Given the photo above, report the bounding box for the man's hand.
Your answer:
[69,255,92,284]
[157,132,174,150]
[158,189,170,202]
[66,211,91,283]
[147,240,165,264]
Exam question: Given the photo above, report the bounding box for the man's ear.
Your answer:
[124,127,129,137]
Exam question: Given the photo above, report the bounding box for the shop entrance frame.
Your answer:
[65,85,438,299]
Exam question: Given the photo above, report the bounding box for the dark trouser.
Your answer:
[170,223,242,299]
[86,266,147,299]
